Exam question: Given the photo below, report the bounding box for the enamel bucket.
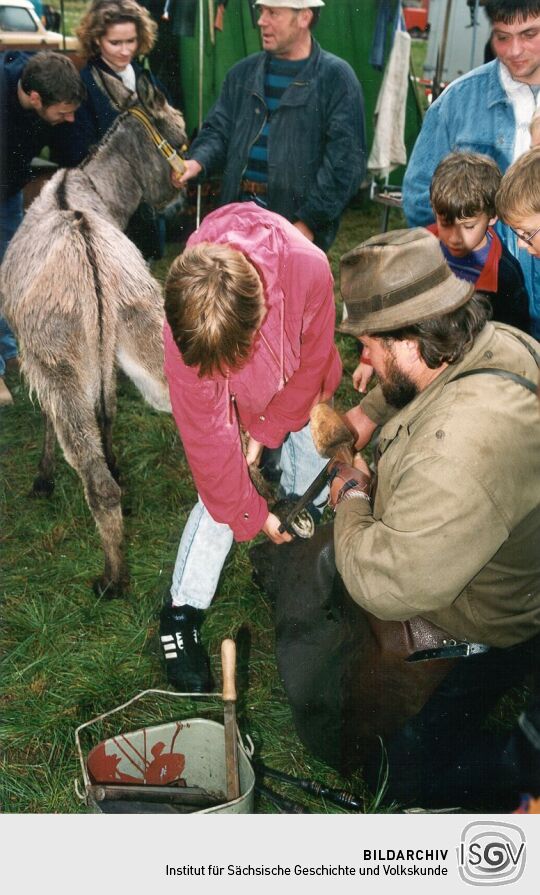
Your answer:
[75,689,255,814]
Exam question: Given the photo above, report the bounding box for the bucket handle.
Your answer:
[74,687,237,791]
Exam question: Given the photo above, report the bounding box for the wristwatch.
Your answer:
[339,488,371,505]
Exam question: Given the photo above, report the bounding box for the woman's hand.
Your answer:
[245,435,264,466]
[262,512,293,544]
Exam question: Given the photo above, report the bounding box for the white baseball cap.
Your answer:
[255,1,325,8]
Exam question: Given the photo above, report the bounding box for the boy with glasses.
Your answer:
[496,145,540,257]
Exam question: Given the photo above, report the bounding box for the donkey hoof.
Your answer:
[31,476,55,498]
[92,576,128,600]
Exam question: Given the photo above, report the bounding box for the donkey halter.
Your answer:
[128,106,187,176]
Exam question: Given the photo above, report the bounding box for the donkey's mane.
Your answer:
[79,110,135,169]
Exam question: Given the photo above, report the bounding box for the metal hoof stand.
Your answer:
[75,688,256,815]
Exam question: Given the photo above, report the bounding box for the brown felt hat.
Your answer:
[338,228,475,336]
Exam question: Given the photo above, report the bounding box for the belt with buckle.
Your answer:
[241,178,268,196]
[406,640,491,662]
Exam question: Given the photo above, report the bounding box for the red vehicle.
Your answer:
[402,0,430,39]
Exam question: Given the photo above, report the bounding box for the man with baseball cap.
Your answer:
[174,1,366,251]
[330,227,540,808]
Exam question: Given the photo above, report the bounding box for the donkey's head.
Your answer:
[95,70,188,210]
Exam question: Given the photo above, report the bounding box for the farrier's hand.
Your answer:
[262,512,293,544]
[329,460,372,510]
[343,405,378,450]
[245,436,264,466]
[171,158,202,189]
[352,451,371,477]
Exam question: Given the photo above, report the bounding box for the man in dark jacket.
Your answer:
[0,50,85,405]
[175,0,366,251]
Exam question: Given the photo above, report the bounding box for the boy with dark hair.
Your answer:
[428,152,531,332]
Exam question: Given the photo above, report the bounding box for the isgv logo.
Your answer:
[458,822,526,886]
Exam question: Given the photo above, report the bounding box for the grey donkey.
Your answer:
[0,73,187,599]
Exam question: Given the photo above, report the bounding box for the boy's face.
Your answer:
[435,212,495,258]
[508,213,540,256]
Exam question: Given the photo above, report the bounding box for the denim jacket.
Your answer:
[403,60,540,337]
[188,39,366,251]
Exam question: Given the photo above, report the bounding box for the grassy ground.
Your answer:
[0,198,409,815]
[1,0,409,819]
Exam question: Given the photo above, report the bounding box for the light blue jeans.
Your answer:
[0,192,23,376]
[171,421,329,609]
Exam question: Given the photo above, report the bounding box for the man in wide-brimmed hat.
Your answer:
[173,0,366,252]
[331,227,540,808]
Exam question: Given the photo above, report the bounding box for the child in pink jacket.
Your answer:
[161,203,342,690]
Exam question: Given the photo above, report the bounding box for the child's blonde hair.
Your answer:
[165,243,265,377]
[496,146,540,223]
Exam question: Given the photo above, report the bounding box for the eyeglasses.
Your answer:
[510,224,540,246]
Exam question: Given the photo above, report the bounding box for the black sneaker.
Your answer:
[159,603,213,692]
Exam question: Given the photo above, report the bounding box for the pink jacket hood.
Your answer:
[164,203,342,540]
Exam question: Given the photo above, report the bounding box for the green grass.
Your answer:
[0,200,407,815]
[410,37,428,83]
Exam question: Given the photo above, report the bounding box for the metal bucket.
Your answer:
[75,689,255,814]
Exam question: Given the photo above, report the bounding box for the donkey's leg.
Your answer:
[96,374,120,484]
[31,411,57,497]
[43,389,128,598]
[115,301,171,412]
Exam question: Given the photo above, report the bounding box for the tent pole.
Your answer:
[433,0,453,101]
[196,0,205,228]
[469,0,480,71]
[60,0,66,52]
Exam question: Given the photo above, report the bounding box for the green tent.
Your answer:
[173,0,422,183]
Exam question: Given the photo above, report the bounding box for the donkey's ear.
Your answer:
[136,73,166,113]
[93,68,135,111]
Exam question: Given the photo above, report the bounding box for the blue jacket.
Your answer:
[188,39,367,251]
[402,60,540,337]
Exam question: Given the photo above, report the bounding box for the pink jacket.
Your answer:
[163,203,342,541]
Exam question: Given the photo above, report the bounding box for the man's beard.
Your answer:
[380,354,419,408]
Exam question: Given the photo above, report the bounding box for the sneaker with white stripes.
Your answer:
[159,603,212,692]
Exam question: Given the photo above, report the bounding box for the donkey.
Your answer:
[0,73,187,598]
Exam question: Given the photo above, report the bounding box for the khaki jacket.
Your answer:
[335,323,540,647]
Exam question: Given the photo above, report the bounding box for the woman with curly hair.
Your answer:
[54,0,166,258]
